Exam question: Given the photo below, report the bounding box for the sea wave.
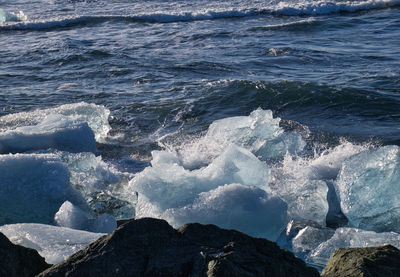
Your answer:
[1,0,399,31]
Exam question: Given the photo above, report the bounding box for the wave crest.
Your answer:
[1,0,399,31]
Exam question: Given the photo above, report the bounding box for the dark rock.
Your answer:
[321,244,400,277]
[38,218,319,277]
[0,232,50,277]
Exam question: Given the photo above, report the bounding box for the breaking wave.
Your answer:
[1,0,399,31]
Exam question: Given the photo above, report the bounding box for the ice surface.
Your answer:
[268,178,329,226]
[131,144,270,213]
[57,151,135,220]
[55,201,116,233]
[0,223,104,264]
[307,227,400,267]
[292,226,335,254]
[130,144,287,240]
[0,114,96,154]
[335,145,400,232]
[162,183,287,240]
[0,153,88,225]
[0,102,110,142]
[268,142,367,226]
[176,108,305,168]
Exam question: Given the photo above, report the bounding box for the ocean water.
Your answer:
[1,0,400,269]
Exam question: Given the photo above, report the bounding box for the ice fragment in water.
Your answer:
[162,183,287,240]
[130,144,286,240]
[0,223,104,264]
[131,144,270,212]
[0,154,88,225]
[307,227,400,267]
[0,114,96,154]
[292,226,335,255]
[55,201,117,233]
[0,102,110,142]
[178,108,305,167]
[335,145,400,232]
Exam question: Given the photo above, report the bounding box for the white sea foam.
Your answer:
[0,223,104,264]
[0,9,26,23]
[2,0,399,30]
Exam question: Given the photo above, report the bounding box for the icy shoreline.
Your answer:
[0,102,399,271]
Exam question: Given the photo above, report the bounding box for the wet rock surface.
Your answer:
[37,217,319,277]
[0,232,50,277]
[321,244,400,277]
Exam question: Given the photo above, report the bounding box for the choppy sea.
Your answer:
[1,0,400,270]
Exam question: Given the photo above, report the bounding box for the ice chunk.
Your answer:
[177,108,305,168]
[0,223,104,264]
[292,226,335,254]
[277,219,323,251]
[55,201,89,231]
[162,183,287,241]
[0,153,87,225]
[0,114,96,154]
[267,142,367,226]
[307,227,400,267]
[55,201,116,233]
[335,145,400,232]
[130,145,283,239]
[0,102,110,142]
[268,178,328,226]
[131,144,270,213]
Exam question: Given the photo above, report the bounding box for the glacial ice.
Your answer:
[55,201,116,233]
[292,226,335,254]
[61,151,135,219]
[307,227,400,267]
[0,114,96,154]
[0,223,104,264]
[268,177,329,226]
[130,143,287,240]
[176,108,305,168]
[131,144,270,213]
[335,145,400,233]
[0,102,110,143]
[162,183,287,240]
[268,142,367,226]
[0,153,88,225]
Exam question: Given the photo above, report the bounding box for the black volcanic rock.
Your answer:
[0,232,50,277]
[321,244,400,277]
[38,218,319,277]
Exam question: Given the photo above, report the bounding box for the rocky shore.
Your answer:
[1,218,399,277]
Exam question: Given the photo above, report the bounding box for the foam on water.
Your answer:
[2,0,399,31]
[0,223,104,264]
[0,8,26,23]
[173,108,305,169]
